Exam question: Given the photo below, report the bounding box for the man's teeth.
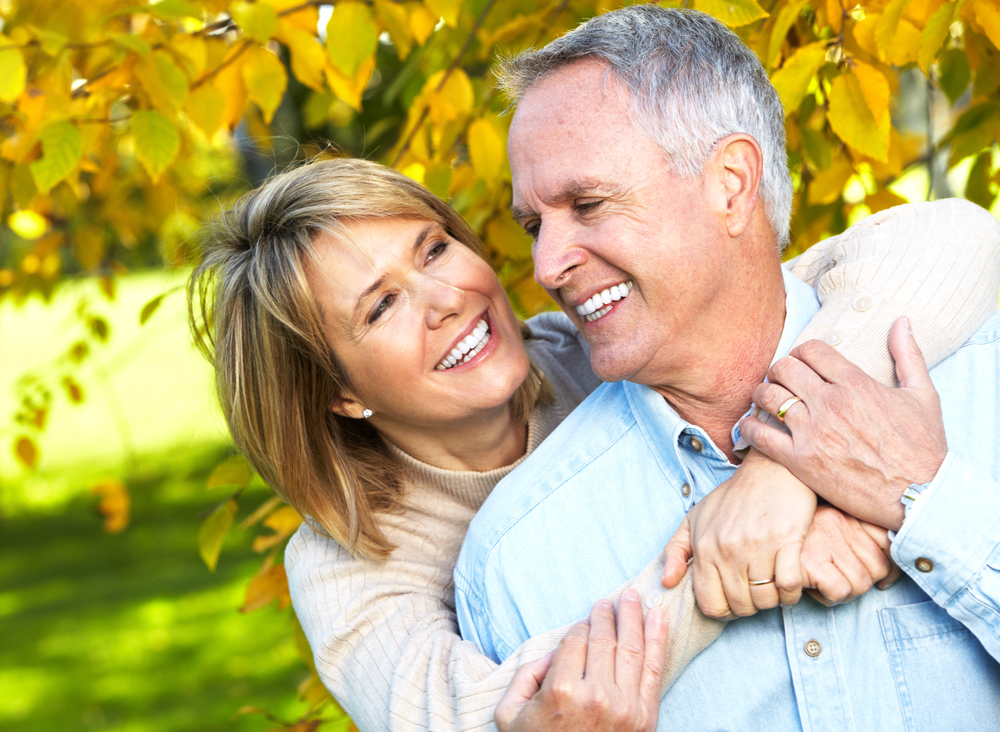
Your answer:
[576,282,633,322]
[436,319,490,370]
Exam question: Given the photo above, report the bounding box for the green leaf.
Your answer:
[946,102,1000,167]
[693,0,769,27]
[827,71,890,161]
[135,50,189,113]
[199,499,237,572]
[146,0,203,19]
[139,292,167,325]
[326,1,378,78]
[375,0,414,60]
[964,153,997,211]
[242,46,287,124]
[230,0,279,44]
[938,49,970,106]
[132,110,180,182]
[0,36,27,103]
[918,2,955,75]
[29,120,83,195]
[771,42,827,116]
[112,32,151,56]
[31,27,67,56]
[207,455,254,490]
[89,316,110,341]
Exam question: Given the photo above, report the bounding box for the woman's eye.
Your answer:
[427,241,449,261]
[369,294,394,323]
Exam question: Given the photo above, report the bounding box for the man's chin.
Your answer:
[589,351,639,384]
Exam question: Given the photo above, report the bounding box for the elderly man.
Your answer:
[454,6,1000,730]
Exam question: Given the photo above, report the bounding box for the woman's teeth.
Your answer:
[576,281,633,322]
[436,319,490,370]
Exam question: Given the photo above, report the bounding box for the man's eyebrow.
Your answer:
[510,179,627,220]
[353,223,437,322]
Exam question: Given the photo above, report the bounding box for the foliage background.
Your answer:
[1,0,998,729]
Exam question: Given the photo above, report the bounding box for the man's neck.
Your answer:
[651,262,787,462]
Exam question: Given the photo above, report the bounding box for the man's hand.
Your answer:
[495,590,667,732]
[740,317,947,531]
[661,449,815,618]
[799,505,903,605]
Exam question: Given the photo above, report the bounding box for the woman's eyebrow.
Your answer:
[353,223,438,321]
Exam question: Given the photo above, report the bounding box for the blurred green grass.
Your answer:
[0,273,343,731]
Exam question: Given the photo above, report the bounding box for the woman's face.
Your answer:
[308,217,531,440]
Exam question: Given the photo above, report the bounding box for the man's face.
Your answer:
[509,60,738,387]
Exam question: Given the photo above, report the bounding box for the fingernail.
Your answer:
[622,588,639,603]
[595,599,614,609]
[904,316,912,334]
[877,581,889,590]
[649,606,667,626]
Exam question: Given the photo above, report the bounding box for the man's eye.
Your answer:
[575,199,603,214]
[369,294,394,323]
[427,241,449,261]
[523,221,540,238]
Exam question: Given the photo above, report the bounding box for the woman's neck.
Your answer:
[379,406,530,473]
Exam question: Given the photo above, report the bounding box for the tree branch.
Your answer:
[191,40,253,90]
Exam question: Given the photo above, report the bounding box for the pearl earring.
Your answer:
[362,408,373,419]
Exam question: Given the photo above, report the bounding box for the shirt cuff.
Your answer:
[891,452,1000,603]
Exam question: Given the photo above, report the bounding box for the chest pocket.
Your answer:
[879,600,1000,732]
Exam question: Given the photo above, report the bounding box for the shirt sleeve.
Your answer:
[287,524,723,732]
[891,452,1000,663]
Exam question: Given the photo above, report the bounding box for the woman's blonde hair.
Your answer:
[189,158,552,561]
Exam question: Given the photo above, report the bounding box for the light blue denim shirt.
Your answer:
[454,269,1000,731]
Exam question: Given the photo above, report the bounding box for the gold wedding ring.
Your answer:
[776,396,802,423]
[748,577,775,586]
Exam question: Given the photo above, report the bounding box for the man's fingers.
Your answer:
[614,590,646,691]
[693,559,737,620]
[803,561,852,605]
[784,338,861,388]
[877,562,904,591]
[889,316,934,392]
[662,518,692,589]
[503,653,554,706]
[547,619,590,684]
[584,600,617,684]
[638,607,668,708]
[773,542,804,607]
[751,382,808,430]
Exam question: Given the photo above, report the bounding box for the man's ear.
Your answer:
[713,133,763,239]
[330,393,367,420]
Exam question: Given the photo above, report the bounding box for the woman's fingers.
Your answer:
[584,600,617,685]
[546,619,590,684]
[614,590,647,692]
[638,606,668,711]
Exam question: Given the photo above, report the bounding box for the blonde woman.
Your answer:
[189,157,1000,732]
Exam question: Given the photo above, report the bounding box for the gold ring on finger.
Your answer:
[748,577,775,586]
[776,396,802,423]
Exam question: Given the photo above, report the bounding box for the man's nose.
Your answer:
[532,220,587,291]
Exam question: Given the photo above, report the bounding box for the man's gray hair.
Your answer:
[497,6,793,248]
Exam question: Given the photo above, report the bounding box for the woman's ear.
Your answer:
[330,394,367,420]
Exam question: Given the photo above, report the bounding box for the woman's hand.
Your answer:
[799,505,902,605]
[661,448,816,618]
[495,590,667,732]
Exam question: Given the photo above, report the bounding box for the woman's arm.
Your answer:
[286,521,720,732]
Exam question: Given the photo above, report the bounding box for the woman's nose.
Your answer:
[421,276,465,327]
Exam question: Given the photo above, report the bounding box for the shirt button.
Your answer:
[853,296,873,312]
[645,591,663,609]
[804,639,822,657]
[689,436,704,452]
[825,330,843,346]
[681,482,691,497]
[915,557,934,573]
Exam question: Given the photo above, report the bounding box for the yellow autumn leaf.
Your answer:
[768,0,809,68]
[973,0,1000,49]
[212,52,248,130]
[0,37,27,103]
[694,0,769,28]
[30,120,83,195]
[771,42,827,116]
[325,55,375,111]
[92,479,130,533]
[326,1,378,78]
[240,563,290,612]
[230,0,279,44]
[242,44,287,123]
[875,0,911,54]
[468,116,505,184]
[865,188,909,214]
[132,110,180,182]
[807,152,854,205]
[135,50,190,114]
[170,34,208,76]
[263,505,303,534]
[487,215,532,259]
[826,0,844,36]
[264,0,318,32]
[828,71,890,162]
[885,19,920,66]
[277,24,328,92]
[919,2,956,74]
[423,68,475,123]
[426,0,462,28]
[410,5,437,44]
[199,499,238,572]
[185,83,227,136]
[376,0,414,60]
[853,14,880,57]
[852,61,890,122]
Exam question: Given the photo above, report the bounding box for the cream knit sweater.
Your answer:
[286,200,1000,732]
